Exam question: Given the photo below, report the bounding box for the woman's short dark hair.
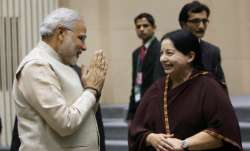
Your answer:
[161,29,204,70]
[134,13,156,27]
[178,1,210,27]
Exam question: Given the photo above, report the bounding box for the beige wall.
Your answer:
[59,0,250,104]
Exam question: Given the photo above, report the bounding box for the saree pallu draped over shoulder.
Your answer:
[129,70,242,151]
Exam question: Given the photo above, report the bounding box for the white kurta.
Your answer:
[12,41,100,151]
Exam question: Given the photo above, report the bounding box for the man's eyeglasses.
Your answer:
[64,27,87,43]
[187,19,209,25]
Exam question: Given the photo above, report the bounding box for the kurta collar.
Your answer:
[38,41,63,63]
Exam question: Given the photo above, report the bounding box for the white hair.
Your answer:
[40,8,82,37]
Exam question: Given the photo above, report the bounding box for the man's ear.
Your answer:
[180,21,186,28]
[55,25,65,41]
[187,51,195,63]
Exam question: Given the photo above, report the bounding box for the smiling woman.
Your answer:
[160,30,202,83]
[129,29,242,151]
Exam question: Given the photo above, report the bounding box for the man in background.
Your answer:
[127,13,164,125]
[0,116,2,135]
[179,0,226,83]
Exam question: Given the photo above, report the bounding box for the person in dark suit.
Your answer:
[0,116,2,135]
[10,65,106,151]
[179,0,226,83]
[127,13,164,125]
[10,117,20,151]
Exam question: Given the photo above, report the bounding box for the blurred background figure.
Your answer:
[127,12,164,126]
[0,116,2,135]
[179,0,226,83]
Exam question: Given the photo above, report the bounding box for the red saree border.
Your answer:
[203,129,242,151]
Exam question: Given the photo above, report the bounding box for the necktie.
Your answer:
[134,46,146,102]
[140,46,146,63]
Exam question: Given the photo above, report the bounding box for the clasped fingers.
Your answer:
[82,49,108,93]
[147,133,174,151]
[92,49,108,74]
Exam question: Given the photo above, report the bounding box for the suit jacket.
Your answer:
[0,117,2,134]
[127,38,165,120]
[12,41,100,151]
[200,40,225,83]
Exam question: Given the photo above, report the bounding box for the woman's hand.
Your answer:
[165,138,183,151]
[146,133,174,151]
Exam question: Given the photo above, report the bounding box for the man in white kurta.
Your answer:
[12,8,107,151]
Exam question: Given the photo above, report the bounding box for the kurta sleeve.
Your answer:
[202,78,242,150]
[18,61,96,137]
